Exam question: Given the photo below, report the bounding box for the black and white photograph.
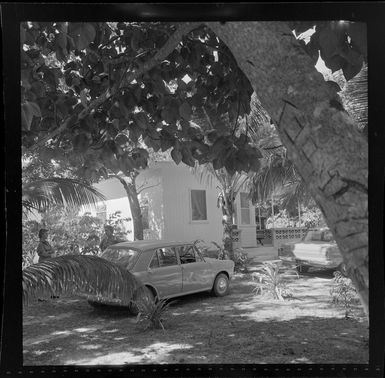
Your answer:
[2,2,384,377]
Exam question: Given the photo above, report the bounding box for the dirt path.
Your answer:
[23,270,368,365]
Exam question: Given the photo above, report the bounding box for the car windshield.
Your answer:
[101,247,140,270]
[303,229,334,242]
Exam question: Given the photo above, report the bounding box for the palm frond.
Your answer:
[22,255,143,306]
[22,177,106,214]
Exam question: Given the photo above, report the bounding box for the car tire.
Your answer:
[129,286,156,316]
[212,273,230,297]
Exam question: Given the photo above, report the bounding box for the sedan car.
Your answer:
[86,240,235,312]
[278,228,345,273]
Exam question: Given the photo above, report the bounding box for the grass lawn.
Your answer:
[23,268,368,365]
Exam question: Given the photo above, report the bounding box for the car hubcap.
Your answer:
[218,278,227,292]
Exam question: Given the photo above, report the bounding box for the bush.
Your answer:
[251,262,299,300]
[22,209,132,268]
[330,271,360,319]
[135,298,172,331]
[233,248,253,273]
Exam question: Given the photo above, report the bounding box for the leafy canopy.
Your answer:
[21,21,261,178]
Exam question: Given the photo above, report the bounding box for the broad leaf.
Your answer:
[179,101,192,121]
[171,148,182,165]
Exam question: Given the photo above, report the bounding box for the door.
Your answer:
[145,247,183,298]
[178,245,213,292]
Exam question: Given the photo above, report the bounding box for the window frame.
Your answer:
[150,247,179,268]
[189,189,208,223]
[239,192,251,225]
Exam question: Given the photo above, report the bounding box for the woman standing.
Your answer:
[36,229,55,262]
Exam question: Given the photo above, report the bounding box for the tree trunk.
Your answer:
[208,22,368,316]
[221,191,235,261]
[115,175,144,240]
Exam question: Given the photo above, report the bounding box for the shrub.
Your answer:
[251,262,299,300]
[135,298,172,331]
[22,209,133,268]
[330,271,360,319]
[233,248,253,273]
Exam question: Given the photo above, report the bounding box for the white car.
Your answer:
[278,228,345,273]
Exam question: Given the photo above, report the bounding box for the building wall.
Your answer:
[158,162,223,245]
[91,162,257,248]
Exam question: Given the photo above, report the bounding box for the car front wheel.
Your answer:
[212,273,230,297]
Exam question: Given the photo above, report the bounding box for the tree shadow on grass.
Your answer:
[23,274,368,365]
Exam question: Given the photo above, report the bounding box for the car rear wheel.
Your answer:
[129,286,156,315]
[212,273,229,297]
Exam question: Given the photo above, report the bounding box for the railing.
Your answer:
[256,227,308,248]
[272,227,308,248]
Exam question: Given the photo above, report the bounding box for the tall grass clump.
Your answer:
[251,262,299,300]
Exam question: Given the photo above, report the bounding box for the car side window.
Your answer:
[179,246,204,264]
[193,246,203,262]
[156,247,178,267]
[179,246,196,264]
[149,251,160,269]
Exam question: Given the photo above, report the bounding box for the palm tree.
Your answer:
[193,164,252,260]
[22,177,106,215]
[22,254,146,307]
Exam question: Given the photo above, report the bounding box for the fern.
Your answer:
[135,298,172,331]
[22,255,144,305]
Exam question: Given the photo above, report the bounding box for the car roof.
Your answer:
[107,240,193,251]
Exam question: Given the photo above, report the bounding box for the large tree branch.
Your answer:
[208,21,369,316]
[25,22,202,155]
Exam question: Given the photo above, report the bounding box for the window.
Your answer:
[179,245,203,264]
[240,192,250,225]
[101,247,140,270]
[149,252,160,268]
[190,190,207,221]
[155,247,178,267]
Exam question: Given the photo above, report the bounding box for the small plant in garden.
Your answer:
[233,248,252,272]
[251,262,299,300]
[135,297,172,331]
[330,271,359,319]
[210,241,228,260]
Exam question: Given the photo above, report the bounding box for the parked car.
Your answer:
[278,228,345,273]
[86,240,235,313]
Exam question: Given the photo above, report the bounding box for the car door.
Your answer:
[145,247,183,298]
[178,245,213,292]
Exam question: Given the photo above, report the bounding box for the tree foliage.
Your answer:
[290,21,367,81]
[21,21,262,178]
[22,254,145,305]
